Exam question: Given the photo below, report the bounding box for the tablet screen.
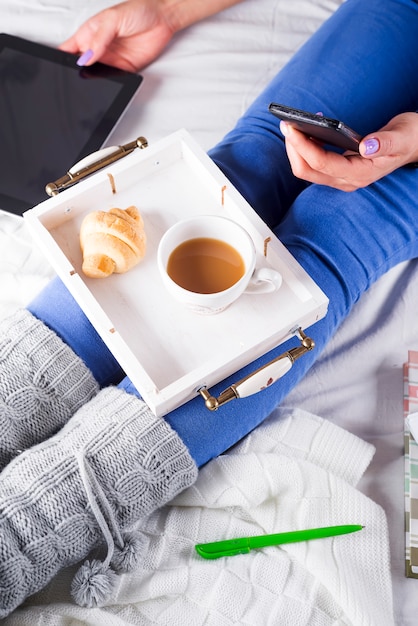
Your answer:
[0,34,143,216]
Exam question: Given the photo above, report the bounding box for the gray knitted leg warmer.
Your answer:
[0,386,198,618]
[0,309,99,469]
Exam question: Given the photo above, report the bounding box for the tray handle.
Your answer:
[197,327,315,411]
[45,136,148,196]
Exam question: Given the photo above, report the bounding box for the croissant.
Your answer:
[80,205,146,278]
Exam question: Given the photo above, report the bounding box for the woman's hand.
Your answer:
[59,0,242,72]
[280,111,418,191]
[59,0,176,72]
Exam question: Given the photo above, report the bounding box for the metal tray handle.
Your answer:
[45,136,148,196]
[198,327,314,411]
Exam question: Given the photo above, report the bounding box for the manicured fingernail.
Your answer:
[280,120,289,136]
[364,138,380,155]
[77,49,94,66]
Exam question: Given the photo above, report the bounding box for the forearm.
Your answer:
[162,0,244,33]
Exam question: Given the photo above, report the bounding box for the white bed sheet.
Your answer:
[0,0,417,623]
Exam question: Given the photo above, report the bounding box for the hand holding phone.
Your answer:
[269,103,363,153]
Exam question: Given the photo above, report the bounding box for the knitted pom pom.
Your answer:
[111,531,147,572]
[71,559,118,608]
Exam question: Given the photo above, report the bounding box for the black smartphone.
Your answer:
[269,103,363,153]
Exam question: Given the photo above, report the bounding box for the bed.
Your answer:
[1,0,416,623]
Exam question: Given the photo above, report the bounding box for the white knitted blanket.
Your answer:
[6,407,394,625]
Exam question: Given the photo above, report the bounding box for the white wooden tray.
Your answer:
[24,129,328,416]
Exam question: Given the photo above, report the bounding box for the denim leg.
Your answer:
[208,0,418,230]
[161,0,418,465]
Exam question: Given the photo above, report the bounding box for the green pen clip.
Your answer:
[195,524,364,560]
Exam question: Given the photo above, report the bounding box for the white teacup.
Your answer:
[157,215,282,314]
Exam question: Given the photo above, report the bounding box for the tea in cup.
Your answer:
[157,215,282,314]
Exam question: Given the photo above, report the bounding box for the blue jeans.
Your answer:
[29,0,418,467]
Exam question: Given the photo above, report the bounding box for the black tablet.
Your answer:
[0,33,143,216]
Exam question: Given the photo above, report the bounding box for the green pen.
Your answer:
[195,524,364,560]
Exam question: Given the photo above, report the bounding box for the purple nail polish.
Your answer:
[77,49,94,67]
[364,138,380,155]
